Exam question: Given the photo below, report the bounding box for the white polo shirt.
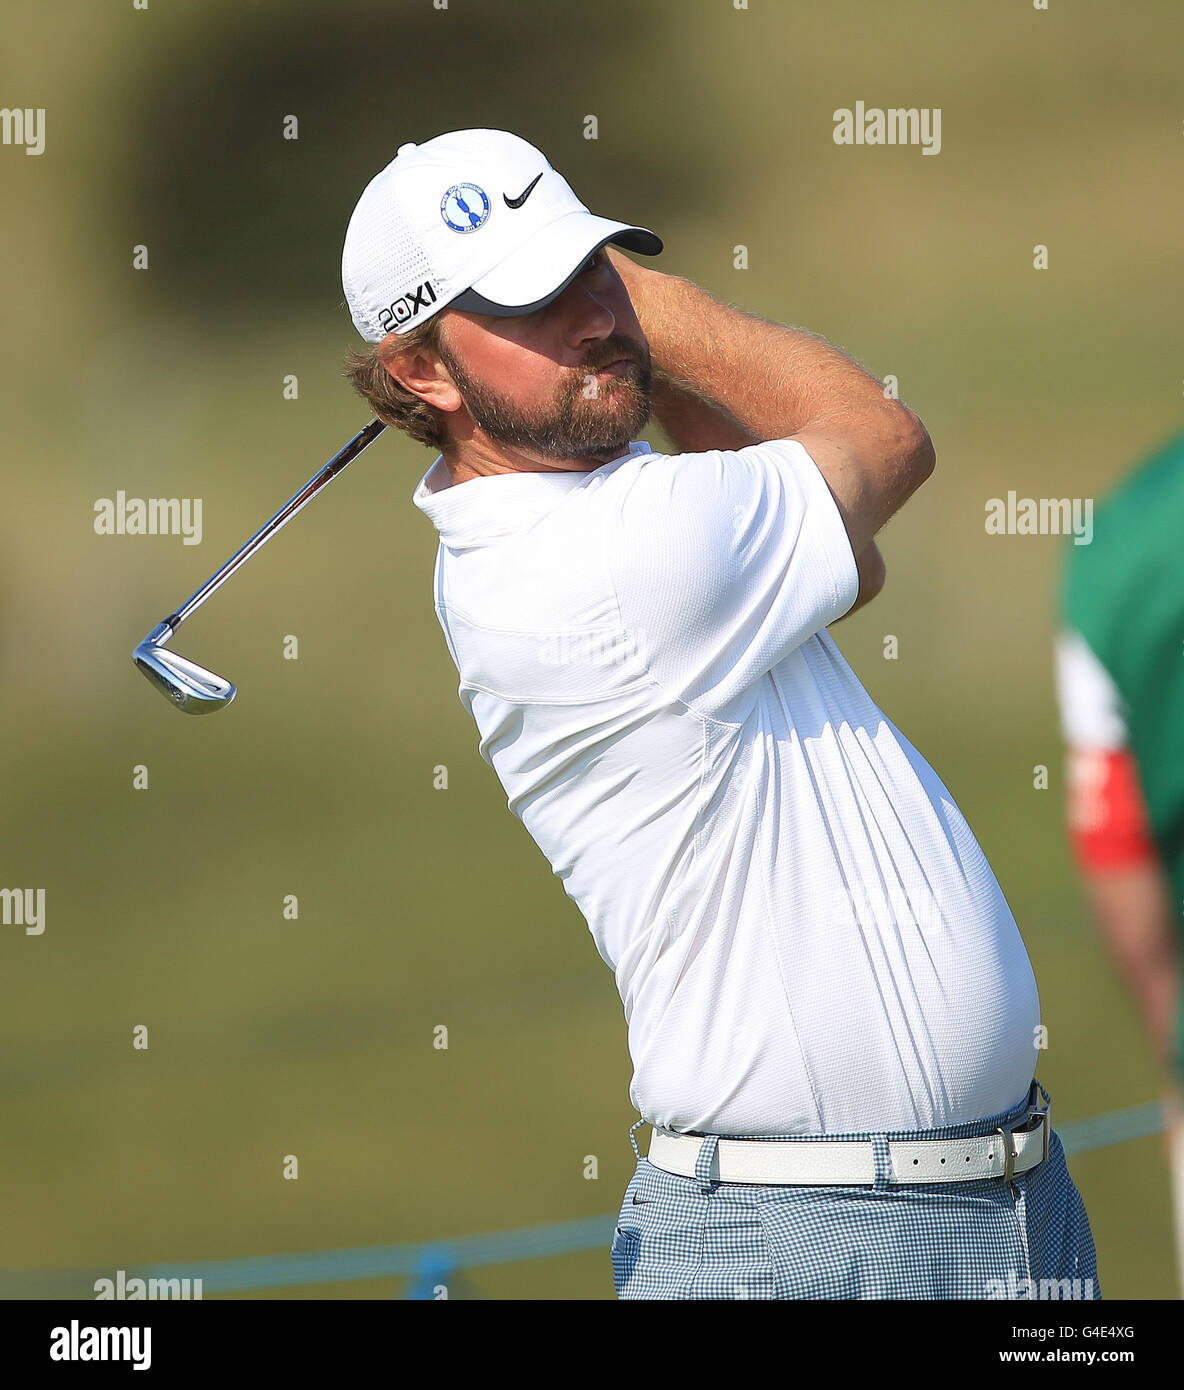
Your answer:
[412,439,1040,1136]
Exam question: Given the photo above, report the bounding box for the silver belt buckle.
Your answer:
[995,1084,1050,1181]
[1036,1087,1051,1163]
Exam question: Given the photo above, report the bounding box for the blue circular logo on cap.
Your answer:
[441,183,491,233]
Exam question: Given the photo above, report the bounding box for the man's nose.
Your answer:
[557,278,616,345]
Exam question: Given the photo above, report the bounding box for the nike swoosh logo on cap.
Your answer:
[504,173,543,209]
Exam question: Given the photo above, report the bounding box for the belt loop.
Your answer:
[628,1118,645,1163]
[694,1133,720,1193]
[995,1123,1017,1183]
[872,1135,893,1189]
[1033,1080,1052,1163]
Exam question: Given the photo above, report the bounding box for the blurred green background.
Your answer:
[1,0,1180,1298]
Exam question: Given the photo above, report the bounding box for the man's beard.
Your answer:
[437,334,654,463]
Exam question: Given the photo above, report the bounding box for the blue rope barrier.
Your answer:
[0,1099,1167,1299]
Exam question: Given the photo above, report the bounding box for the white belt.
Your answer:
[647,1102,1051,1186]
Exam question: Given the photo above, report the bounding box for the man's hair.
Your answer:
[342,314,448,450]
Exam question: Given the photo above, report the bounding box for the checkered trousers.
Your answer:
[611,1083,1100,1300]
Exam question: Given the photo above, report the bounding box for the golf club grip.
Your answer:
[170,420,387,631]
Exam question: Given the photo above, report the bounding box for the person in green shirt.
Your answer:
[1055,424,1184,1295]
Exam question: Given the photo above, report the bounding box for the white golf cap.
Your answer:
[341,128,662,342]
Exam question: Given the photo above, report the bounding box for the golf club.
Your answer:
[133,419,387,713]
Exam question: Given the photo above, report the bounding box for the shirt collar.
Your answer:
[411,441,652,550]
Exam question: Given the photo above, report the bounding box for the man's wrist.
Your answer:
[651,367,759,455]
[606,244,653,288]
[607,246,673,318]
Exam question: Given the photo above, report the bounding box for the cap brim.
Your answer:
[448,211,662,318]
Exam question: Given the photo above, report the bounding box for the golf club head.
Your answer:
[133,638,236,714]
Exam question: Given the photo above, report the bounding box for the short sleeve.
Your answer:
[604,439,859,713]
[1054,626,1129,750]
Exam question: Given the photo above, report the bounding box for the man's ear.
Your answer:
[381,334,461,413]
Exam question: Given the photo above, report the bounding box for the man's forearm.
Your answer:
[643,297,888,618]
[650,366,760,454]
[622,249,901,618]
[651,365,887,618]
[611,249,905,445]
[1083,863,1182,1079]
[833,540,886,620]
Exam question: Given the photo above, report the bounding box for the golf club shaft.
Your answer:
[163,419,387,634]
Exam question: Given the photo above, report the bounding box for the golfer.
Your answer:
[341,129,1099,1300]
